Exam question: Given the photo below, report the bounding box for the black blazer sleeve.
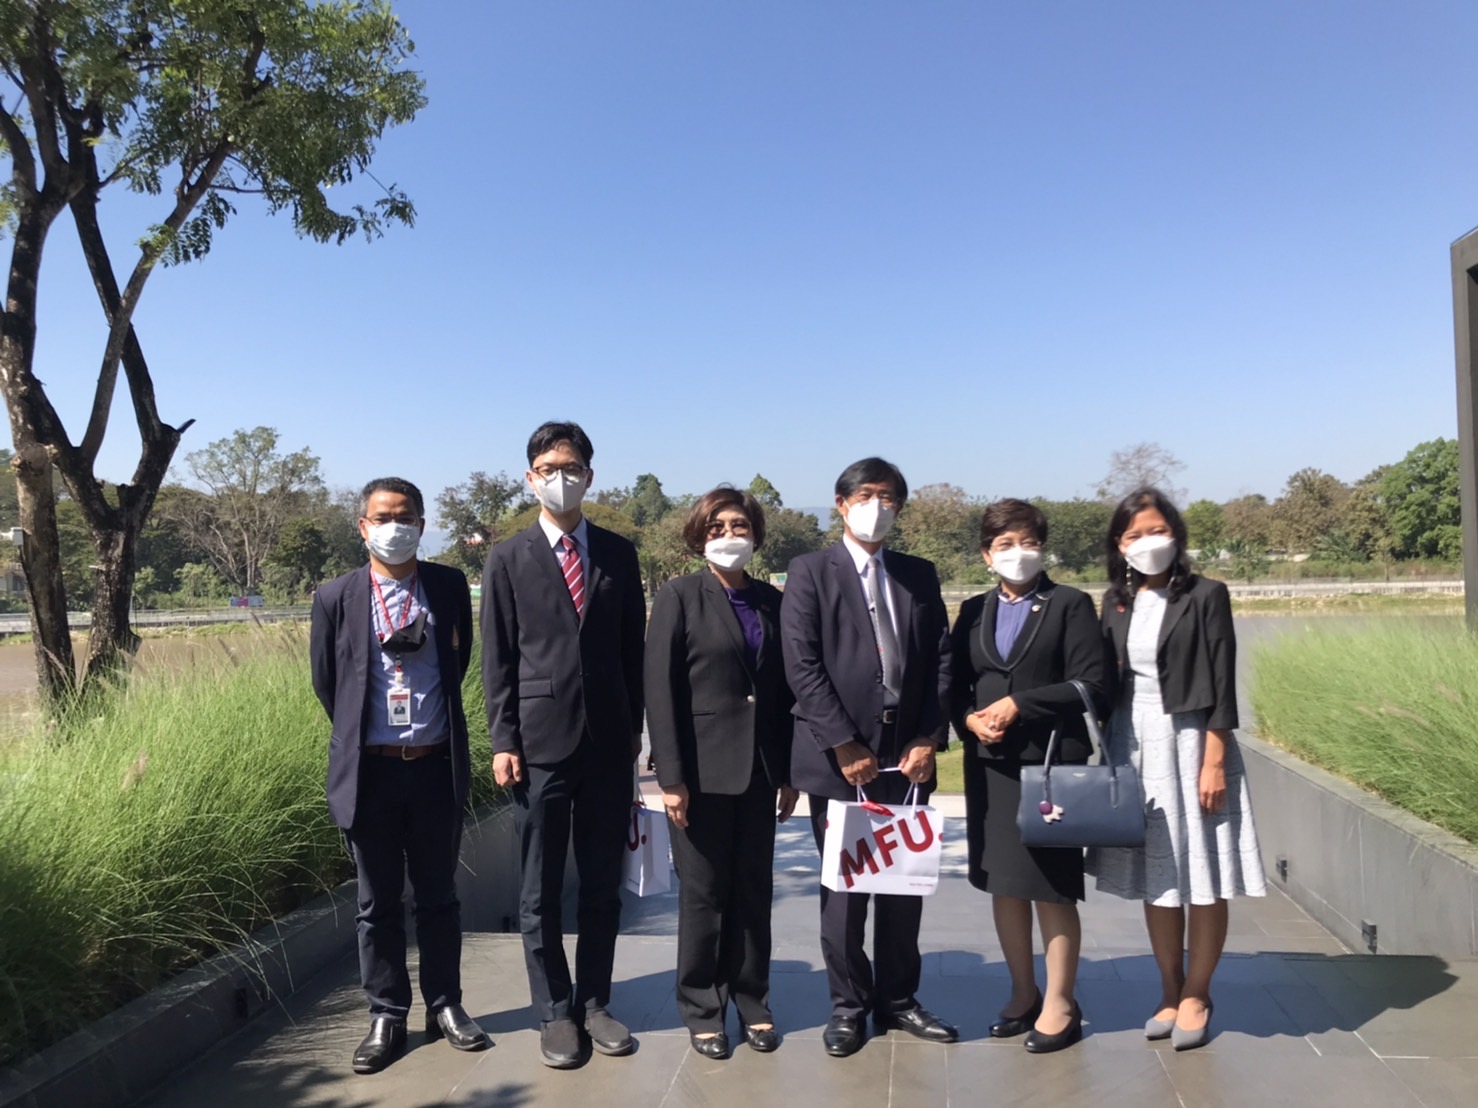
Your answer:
[480,547,522,757]
[945,593,986,743]
[620,540,647,741]
[1202,579,1238,730]
[309,588,336,720]
[1011,589,1109,723]
[780,554,857,751]
[643,581,688,788]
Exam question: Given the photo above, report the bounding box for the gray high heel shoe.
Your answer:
[1170,1001,1214,1051]
[1144,1014,1175,1040]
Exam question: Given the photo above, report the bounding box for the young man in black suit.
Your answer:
[780,457,958,1058]
[480,421,647,1068]
[310,477,488,1074]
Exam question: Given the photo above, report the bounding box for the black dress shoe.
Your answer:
[743,1025,781,1053]
[584,1007,635,1056]
[1023,1002,1083,1054]
[823,1015,865,1058]
[875,1005,959,1043]
[426,1003,490,1051]
[990,991,1043,1039]
[689,1031,730,1059]
[540,1018,583,1069]
[352,1016,407,1074]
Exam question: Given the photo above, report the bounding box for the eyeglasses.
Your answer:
[850,491,899,509]
[533,463,588,480]
[365,514,419,526]
[705,519,753,539]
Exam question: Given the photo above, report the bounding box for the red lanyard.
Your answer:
[370,566,418,642]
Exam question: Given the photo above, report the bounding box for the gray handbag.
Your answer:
[1016,679,1146,848]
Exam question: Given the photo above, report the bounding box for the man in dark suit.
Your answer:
[481,421,646,1068]
[781,457,958,1058]
[311,477,488,1074]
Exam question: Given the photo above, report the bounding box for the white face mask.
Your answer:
[845,499,897,543]
[365,522,421,566]
[1124,534,1177,576]
[534,470,587,514]
[990,546,1043,585]
[705,536,754,571]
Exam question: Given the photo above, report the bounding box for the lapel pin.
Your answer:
[1031,604,1041,612]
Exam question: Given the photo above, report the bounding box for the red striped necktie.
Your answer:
[561,535,585,618]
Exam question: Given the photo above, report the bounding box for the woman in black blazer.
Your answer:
[645,487,798,1060]
[1089,488,1265,1052]
[946,500,1108,1055]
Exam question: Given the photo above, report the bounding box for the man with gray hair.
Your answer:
[311,476,488,1073]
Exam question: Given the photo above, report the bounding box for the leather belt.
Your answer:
[364,741,449,761]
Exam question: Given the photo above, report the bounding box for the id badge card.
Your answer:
[387,686,412,728]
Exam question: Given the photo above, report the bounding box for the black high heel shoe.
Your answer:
[1023,1002,1083,1054]
[690,1030,730,1059]
[990,990,1043,1039]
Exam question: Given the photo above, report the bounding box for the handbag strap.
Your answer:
[1042,679,1112,776]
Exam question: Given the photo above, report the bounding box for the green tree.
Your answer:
[266,518,331,599]
[435,471,529,576]
[1223,537,1267,584]
[500,501,642,547]
[1380,439,1461,560]
[752,507,824,580]
[1182,499,1225,556]
[1343,466,1397,570]
[1034,498,1112,574]
[893,484,978,581]
[1221,494,1274,547]
[0,0,425,704]
[1270,468,1349,553]
[747,474,783,510]
[165,427,325,592]
[625,474,672,529]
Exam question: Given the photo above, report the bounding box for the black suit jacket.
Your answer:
[644,570,793,794]
[480,519,646,764]
[1101,574,1239,730]
[946,577,1109,766]
[311,560,474,830]
[780,541,951,801]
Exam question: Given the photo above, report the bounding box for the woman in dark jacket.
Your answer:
[1089,488,1265,1052]
[645,487,799,1060]
[947,499,1108,1054]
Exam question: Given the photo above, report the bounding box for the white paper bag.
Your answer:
[622,801,672,897]
[820,784,942,896]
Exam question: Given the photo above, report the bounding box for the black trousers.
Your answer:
[346,752,464,1020]
[809,772,924,1020]
[669,770,776,1033]
[513,740,630,1022]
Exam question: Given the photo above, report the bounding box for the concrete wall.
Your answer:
[1239,733,1478,957]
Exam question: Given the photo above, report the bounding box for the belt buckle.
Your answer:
[400,744,413,761]
[881,708,898,725]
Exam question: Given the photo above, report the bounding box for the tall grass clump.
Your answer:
[1250,620,1478,845]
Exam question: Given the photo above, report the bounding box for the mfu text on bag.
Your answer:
[820,781,943,896]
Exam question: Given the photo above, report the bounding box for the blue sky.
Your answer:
[25,0,1478,538]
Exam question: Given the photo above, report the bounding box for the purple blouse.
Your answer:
[993,588,1038,660]
[723,585,764,666]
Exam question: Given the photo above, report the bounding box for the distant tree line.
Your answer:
[1,432,1458,613]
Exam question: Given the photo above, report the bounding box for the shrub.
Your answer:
[1250,620,1478,845]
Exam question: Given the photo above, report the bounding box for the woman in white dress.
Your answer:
[1089,488,1265,1051]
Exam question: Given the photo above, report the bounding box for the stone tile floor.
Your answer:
[143,806,1478,1107]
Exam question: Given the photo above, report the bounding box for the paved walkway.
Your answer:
[143,791,1478,1108]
